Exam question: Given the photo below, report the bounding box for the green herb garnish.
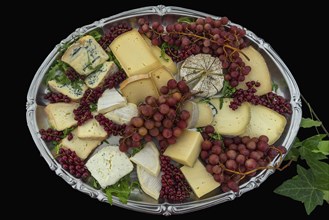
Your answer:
[88,30,102,41]
[160,42,170,62]
[89,103,97,112]
[177,17,196,24]
[104,175,140,205]
[272,82,279,92]
[107,50,122,70]
[219,81,236,109]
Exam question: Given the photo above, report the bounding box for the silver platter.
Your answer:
[26,5,302,216]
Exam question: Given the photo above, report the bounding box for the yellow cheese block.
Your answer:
[163,130,202,167]
[195,102,213,128]
[181,159,220,198]
[120,74,159,105]
[150,67,173,92]
[110,30,161,77]
[142,35,177,74]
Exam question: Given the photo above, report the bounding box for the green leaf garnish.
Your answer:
[88,30,102,41]
[89,103,97,112]
[107,50,122,70]
[272,82,279,92]
[306,159,329,190]
[274,165,324,215]
[301,118,322,128]
[312,141,329,155]
[62,127,75,138]
[54,144,62,155]
[177,17,196,24]
[160,42,170,62]
[209,132,222,140]
[104,175,139,205]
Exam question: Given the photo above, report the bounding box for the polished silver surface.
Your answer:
[26,5,302,215]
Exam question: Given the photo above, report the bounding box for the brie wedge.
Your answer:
[97,88,127,114]
[104,103,138,125]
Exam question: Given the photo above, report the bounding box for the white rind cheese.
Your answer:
[97,88,127,114]
[137,165,161,200]
[104,103,138,125]
[48,80,87,101]
[86,146,134,189]
[85,61,118,88]
[62,35,109,76]
[44,102,79,131]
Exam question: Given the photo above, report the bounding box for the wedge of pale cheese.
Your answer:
[62,35,109,76]
[180,159,220,198]
[48,80,87,101]
[97,88,127,114]
[163,130,203,167]
[110,30,161,77]
[104,103,138,125]
[137,165,162,200]
[240,104,287,145]
[61,129,101,160]
[211,98,250,136]
[85,61,118,89]
[77,118,107,140]
[86,146,134,189]
[44,102,79,131]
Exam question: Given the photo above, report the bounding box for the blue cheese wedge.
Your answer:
[61,35,109,76]
[97,88,127,114]
[85,61,118,89]
[77,118,107,140]
[48,80,87,101]
[104,103,138,125]
[86,146,134,189]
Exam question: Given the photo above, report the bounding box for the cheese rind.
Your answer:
[86,146,134,189]
[85,61,118,88]
[239,104,287,145]
[97,88,127,114]
[120,74,159,105]
[61,129,101,160]
[142,35,177,74]
[48,80,87,101]
[195,102,213,128]
[150,67,174,92]
[110,30,161,77]
[211,98,250,136]
[181,101,199,128]
[44,102,79,131]
[77,118,107,140]
[61,35,109,76]
[137,165,161,200]
[104,103,138,125]
[180,159,220,198]
[163,130,203,167]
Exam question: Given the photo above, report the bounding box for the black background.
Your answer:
[19,0,328,218]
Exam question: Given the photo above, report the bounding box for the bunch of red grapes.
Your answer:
[199,126,286,192]
[95,114,126,136]
[138,16,251,87]
[119,79,191,152]
[44,92,71,103]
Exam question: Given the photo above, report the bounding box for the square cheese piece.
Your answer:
[150,67,174,92]
[44,102,79,131]
[163,130,202,167]
[61,129,101,160]
[85,61,118,88]
[48,80,87,101]
[77,118,107,140]
[62,35,109,76]
[110,30,161,77]
[86,146,134,189]
[120,74,159,105]
[180,159,220,198]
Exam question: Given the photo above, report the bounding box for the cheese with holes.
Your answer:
[77,118,107,140]
[85,61,118,88]
[61,35,109,76]
[163,130,203,167]
[104,103,138,125]
[195,102,213,128]
[120,74,159,104]
[110,30,161,77]
[48,80,87,101]
[239,104,287,145]
[180,159,220,198]
[86,146,134,189]
[211,98,250,136]
[61,129,101,160]
[45,102,79,131]
[97,88,127,114]
[150,67,174,92]
[142,35,177,74]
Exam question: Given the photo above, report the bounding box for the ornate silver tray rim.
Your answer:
[26,5,302,216]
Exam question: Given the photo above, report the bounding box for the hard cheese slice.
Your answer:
[86,146,133,189]
[85,61,118,88]
[239,104,287,145]
[62,35,109,76]
[149,67,174,92]
[211,98,250,136]
[97,88,127,114]
[44,102,79,131]
[180,159,220,198]
[61,129,101,160]
[195,102,213,128]
[77,118,107,140]
[120,74,159,105]
[163,130,203,167]
[110,30,161,77]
